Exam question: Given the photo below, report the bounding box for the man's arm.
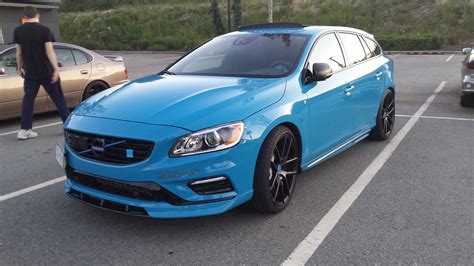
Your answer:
[15,44,23,77]
[45,42,60,83]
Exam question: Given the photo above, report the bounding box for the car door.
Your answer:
[47,46,91,110]
[338,33,384,131]
[0,48,47,119]
[303,32,356,159]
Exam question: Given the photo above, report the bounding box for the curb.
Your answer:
[95,50,185,55]
[386,51,463,55]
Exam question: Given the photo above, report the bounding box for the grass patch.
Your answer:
[59,1,474,51]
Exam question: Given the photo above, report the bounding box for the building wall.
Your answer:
[0,6,60,44]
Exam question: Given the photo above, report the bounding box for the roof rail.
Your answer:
[238,23,306,31]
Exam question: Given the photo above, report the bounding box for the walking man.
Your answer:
[14,6,70,140]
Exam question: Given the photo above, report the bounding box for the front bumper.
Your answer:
[64,115,259,218]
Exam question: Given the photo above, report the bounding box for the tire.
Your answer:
[82,81,109,101]
[251,126,300,214]
[369,89,395,141]
[460,94,474,107]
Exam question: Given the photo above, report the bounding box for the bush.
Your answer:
[377,34,444,51]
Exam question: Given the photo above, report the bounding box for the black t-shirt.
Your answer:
[13,22,56,79]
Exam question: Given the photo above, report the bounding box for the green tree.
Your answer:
[232,0,242,29]
[210,0,225,35]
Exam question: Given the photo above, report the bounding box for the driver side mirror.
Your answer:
[0,67,5,75]
[462,47,472,54]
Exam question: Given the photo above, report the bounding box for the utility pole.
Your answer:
[267,0,273,23]
[227,0,231,32]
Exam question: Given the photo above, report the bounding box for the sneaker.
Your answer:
[17,129,38,140]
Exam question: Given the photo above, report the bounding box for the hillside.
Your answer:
[59,0,474,51]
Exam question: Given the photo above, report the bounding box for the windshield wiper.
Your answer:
[159,70,176,75]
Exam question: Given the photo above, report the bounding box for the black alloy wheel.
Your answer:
[370,89,395,140]
[252,126,300,213]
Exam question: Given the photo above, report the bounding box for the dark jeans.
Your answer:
[21,76,70,130]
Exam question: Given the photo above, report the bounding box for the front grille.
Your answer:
[67,168,185,205]
[68,188,149,216]
[65,130,154,165]
[189,176,234,195]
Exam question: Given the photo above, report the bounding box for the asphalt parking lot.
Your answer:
[0,53,473,264]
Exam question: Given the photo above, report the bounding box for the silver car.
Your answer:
[461,47,473,107]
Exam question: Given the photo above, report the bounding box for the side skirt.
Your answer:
[301,129,372,171]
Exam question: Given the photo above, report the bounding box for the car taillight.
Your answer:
[124,67,128,77]
[467,60,474,69]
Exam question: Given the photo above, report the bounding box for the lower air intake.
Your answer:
[188,176,234,195]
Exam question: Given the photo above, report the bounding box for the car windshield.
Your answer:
[167,33,310,78]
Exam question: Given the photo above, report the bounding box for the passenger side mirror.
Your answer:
[462,47,472,54]
[0,67,5,75]
[312,63,333,82]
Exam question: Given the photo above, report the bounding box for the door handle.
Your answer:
[80,70,89,75]
[344,85,355,95]
[375,72,383,80]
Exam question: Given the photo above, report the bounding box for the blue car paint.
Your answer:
[64,26,395,218]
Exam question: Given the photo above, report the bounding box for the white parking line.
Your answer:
[0,121,62,136]
[0,176,66,202]
[283,81,447,265]
[389,54,400,58]
[446,54,455,62]
[396,114,474,122]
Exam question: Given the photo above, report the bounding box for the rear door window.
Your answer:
[55,48,75,67]
[307,33,346,72]
[339,33,367,66]
[72,49,89,65]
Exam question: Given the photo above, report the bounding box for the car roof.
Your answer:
[0,42,91,54]
[233,24,374,39]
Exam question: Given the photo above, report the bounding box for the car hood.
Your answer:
[74,75,286,131]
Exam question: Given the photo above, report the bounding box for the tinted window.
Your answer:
[72,49,89,65]
[168,33,310,78]
[0,50,17,74]
[55,48,75,67]
[308,33,345,72]
[363,37,382,58]
[339,33,366,66]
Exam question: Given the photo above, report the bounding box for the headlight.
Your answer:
[170,122,244,156]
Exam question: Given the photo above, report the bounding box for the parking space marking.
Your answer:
[396,114,474,122]
[446,54,455,62]
[0,121,62,136]
[0,176,66,202]
[283,81,447,265]
[389,54,400,58]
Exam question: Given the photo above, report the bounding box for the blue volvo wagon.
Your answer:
[61,23,395,218]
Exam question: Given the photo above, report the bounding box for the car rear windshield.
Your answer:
[167,33,310,78]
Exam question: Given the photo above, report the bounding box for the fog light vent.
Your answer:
[189,176,234,195]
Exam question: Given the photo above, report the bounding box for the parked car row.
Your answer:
[0,43,128,120]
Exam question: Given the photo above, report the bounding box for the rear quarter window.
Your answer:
[363,37,382,59]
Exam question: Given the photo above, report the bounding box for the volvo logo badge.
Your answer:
[91,138,105,156]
